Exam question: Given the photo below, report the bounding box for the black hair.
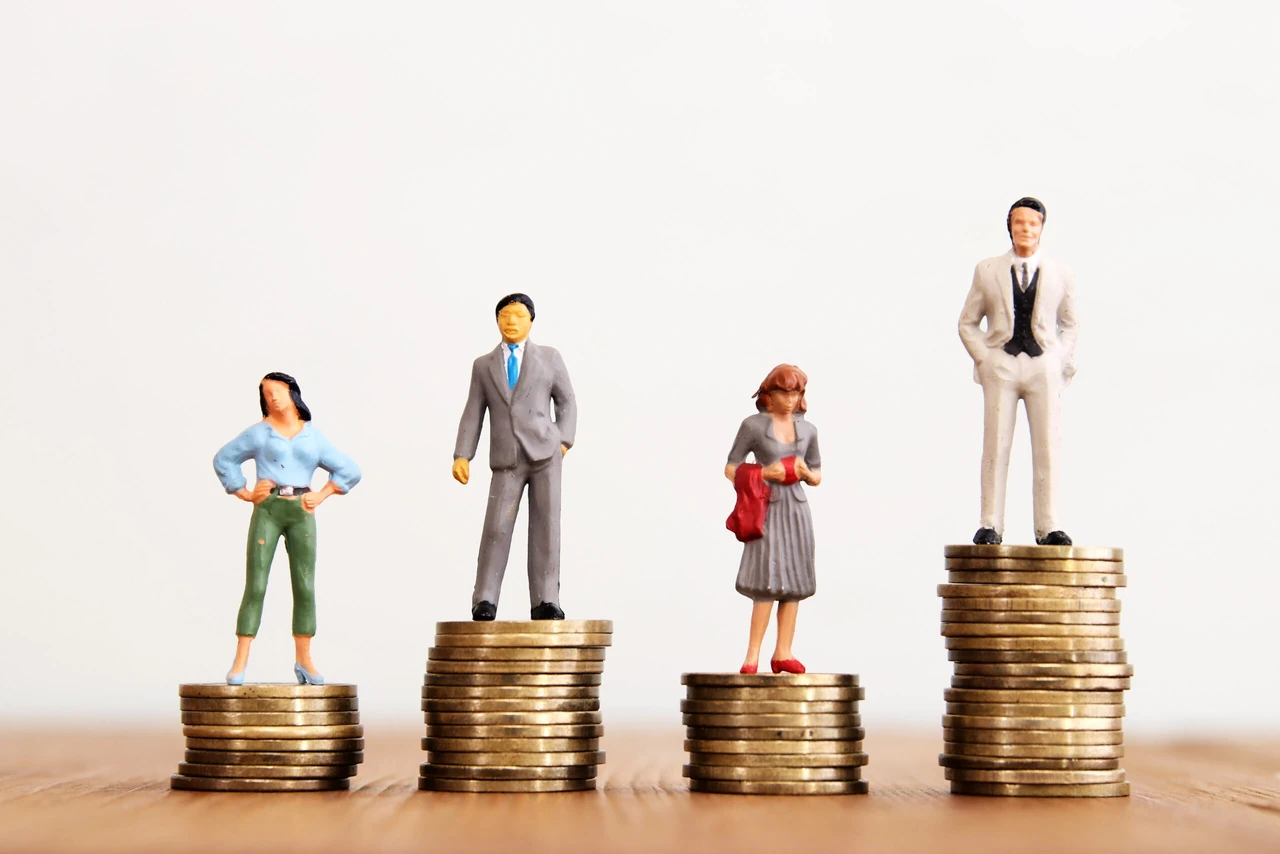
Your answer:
[494,293,536,321]
[259,372,312,421]
[1007,197,1046,236]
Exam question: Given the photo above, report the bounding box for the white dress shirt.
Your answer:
[502,339,527,381]
[1009,249,1040,291]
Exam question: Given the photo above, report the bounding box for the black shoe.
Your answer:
[471,601,497,621]
[972,527,1002,545]
[1037,531,1073,546]
[531,601,564,620]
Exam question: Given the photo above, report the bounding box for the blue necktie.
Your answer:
[507,344,519,389]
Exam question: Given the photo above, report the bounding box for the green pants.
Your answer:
[236,496,318,637]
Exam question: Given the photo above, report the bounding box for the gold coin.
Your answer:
[947,572,1126,587]
[426,751,604,767]
[948,650,1128,664]
[684,740,863,755]
[683,687,865,702]
[938,584,1115,599]
[950,780,1129,797]
[688,779,868,795]
[422,699,600,713]
[944,558,1123,572]
[943,545,1123,561]
[680,700,859,715]
[420,763,597,780]
[942,597,1121,612]
[184,737,364,752]
[184,750,363,766]
[943,714,1122,731]
[682,714,861,728]
[435,620,613,635]
[424,673,602,687]
[171,775,349,792]
[684,765,861,782]
[176,763,358,779]
[424,711,601,726]
[942,623,1121,638]
[428,647,606,661]
[688,752,869,768]
[432,633,613,648]
[418,777,595,793]
[180,712,360,726]
[425,725,604,739]
[940,755,1120,770]
[952,663,1134,677]
[426,659,605,675]
[684,727,865,742]
[945,767,1125,784]
[943,742,1124,759]
[943,728,1123,745]
[681,673,858,688]
[178,683,358,699]
[423,737,599,753]
[940,610,1120,625]
[180,698,359,712]
[945,703,1125,718]
[946,637,1124,650]
[944,689,1124,705]
[424,686,598,700]
[183,725,364,739]
[951,676,1131,691]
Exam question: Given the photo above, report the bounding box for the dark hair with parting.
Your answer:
[1007,196,1047,236]
[495,293,536,321]
[259,372,312,421]
[753,364,809,414]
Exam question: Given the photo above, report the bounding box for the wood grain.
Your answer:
[2,728,1279,852]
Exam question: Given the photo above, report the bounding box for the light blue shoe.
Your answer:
[226,669,245,686]
[294,662,324,685]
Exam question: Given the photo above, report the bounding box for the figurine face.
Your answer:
[261,379,296,417]
[497,302,533,344]
[766,389,801,416]
[1009,207,1043,257]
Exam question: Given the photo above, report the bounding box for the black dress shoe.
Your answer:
[530,601,565,620]
[1037,531,1073,546]
[471,601,497,621]
[972,527,1002,545]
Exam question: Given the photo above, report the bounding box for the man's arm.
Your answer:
[958,262,990,365]
[1056,265,1079,383]
[550,349,577,451]
[454,361,487,462]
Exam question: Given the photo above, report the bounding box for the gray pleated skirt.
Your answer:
[735,483,816,602]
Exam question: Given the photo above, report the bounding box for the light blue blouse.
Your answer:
[213,421,361,494]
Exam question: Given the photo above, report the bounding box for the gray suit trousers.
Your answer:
[472,447,562,609]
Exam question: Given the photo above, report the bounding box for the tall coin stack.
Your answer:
[419,620,612,793]
[938,544,1131,797]
[681,673,869,795]
[171,683,364,792]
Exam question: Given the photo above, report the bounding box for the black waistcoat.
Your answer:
[1003,265,1044,358]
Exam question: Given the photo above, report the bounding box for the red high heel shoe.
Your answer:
[770,658,806,674]
[739,662,759,674]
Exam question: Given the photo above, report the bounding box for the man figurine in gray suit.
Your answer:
[453,293,577,621]
[959,197,1078,547]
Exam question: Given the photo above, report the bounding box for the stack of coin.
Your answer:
[419,620,612,793]
[171,683,363,792]
[939,544,1131,797]
[681,673,868,795]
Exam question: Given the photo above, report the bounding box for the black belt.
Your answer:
[272,486,312,496]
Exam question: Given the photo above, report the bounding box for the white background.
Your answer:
[1,1,1277,733]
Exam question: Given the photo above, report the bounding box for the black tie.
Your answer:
[1020,262,1029,292]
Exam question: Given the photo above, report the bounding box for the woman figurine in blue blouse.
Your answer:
[213,372,361,686]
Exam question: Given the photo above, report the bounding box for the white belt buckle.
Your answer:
[279,486,296,496]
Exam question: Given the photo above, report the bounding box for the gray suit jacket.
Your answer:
[454,340,577,470]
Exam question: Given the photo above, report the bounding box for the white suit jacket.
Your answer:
[958,251,1079,385]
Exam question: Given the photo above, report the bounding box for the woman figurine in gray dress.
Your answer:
[725,364,822,674]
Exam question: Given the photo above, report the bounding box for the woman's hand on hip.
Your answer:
[251,480,275,505]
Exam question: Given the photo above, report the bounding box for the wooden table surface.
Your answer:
[3,728,1279,853]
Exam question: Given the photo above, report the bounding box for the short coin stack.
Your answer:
[938,544,1131,797]
[681,673,868,795]
[419,620,612,793]
[171,683,363,792]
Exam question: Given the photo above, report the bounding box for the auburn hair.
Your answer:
[753,364,808,413]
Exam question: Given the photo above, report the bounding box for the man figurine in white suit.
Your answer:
[958,197,1078,546]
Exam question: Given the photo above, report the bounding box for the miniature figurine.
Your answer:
[724,365,821,674]
[453,293,577,621]
[958,197,1078,546]
[212,372,361,686]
